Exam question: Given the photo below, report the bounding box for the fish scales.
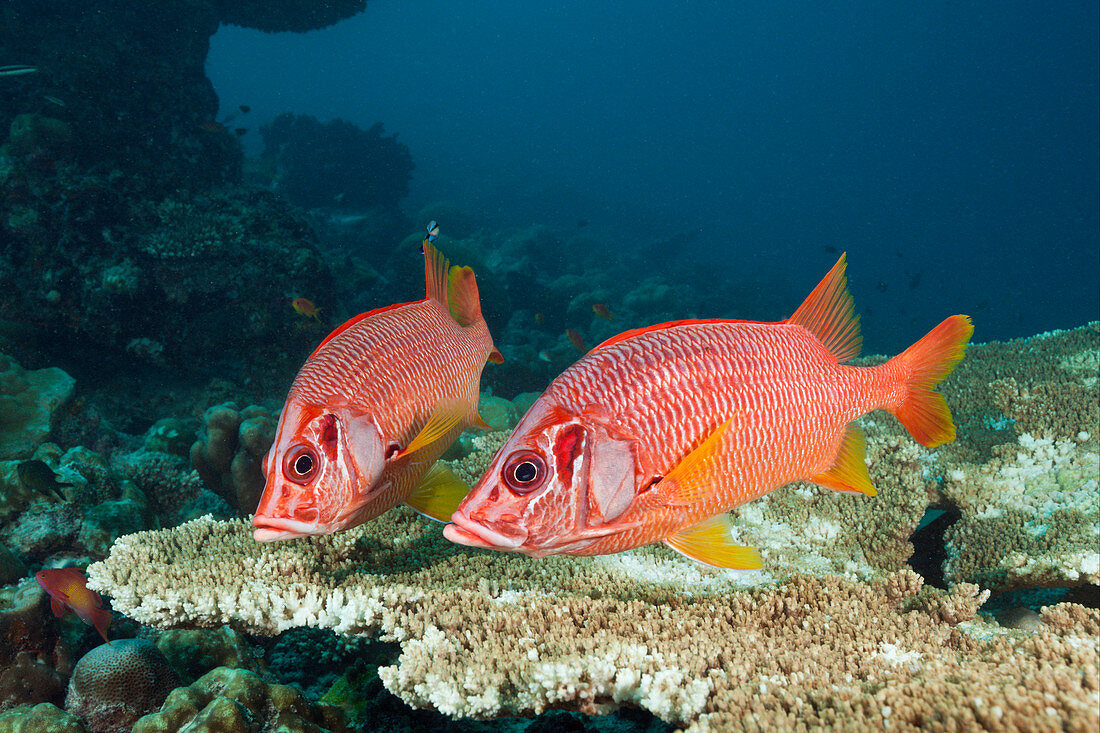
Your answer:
[551,323,869,518]
[254,239,499,541]
[294,301,482,440]
[445,253,971,568]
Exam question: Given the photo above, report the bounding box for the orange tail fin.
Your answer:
[886,315,974,447]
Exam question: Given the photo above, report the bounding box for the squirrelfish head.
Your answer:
[253,401,389,541]
[444,400,642,557]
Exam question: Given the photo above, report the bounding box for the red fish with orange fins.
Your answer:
[254,229,503,541]
[36,568,111,644]
[445,254,972,568]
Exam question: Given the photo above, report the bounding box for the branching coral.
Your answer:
[86,510,1098,728]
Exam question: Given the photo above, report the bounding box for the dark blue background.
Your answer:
[208,0,1098,354]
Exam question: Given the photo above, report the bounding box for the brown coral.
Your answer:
[86,510,1098,728]
[130,666,347,732]
[190,403,275,515]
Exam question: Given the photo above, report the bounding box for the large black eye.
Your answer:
[502,450,547,494]
[283,445,319,485]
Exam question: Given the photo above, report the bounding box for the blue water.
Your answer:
[208,0,1098,355]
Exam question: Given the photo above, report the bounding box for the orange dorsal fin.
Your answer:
[306,302,415,359]
[423,240,449,305]
[446,264,484,327]
[811,425,878,496]
[786,253,861,363]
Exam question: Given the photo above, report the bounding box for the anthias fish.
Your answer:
[445,255,972,568]
[254,238,502,541]
[36,568,111,644]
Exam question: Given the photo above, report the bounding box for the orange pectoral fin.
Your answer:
[397,400,467,459]
[811,425,878,497]
[657,416,738,507]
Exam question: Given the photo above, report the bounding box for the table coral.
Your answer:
[0,353,75,461]
[86,509,1098,728]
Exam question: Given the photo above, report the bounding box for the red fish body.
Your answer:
[445,255,972,568]
[36,568,111,644]
[254,241,501,541]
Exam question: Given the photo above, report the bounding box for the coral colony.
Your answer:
[0,1,1096,731]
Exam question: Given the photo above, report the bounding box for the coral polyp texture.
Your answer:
[85,325,1098,727]
[87,510,1097,728]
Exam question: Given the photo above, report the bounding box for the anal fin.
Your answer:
[664,514,762,570]
[811,425,878,496]
[406,462,471,522]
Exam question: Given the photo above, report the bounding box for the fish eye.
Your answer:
[283,445,319,485]
[502,450,547,494]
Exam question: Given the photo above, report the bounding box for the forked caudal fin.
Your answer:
[886,315,974,447]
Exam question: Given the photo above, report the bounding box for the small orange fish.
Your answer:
[446,255,972,568]
[566,328,587,353]
[534,313,545,326]
[291,297,322,321]
[36,568,111,644]
[592,304,614,321]
[254,240,503,541]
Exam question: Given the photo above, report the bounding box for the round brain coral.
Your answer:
[64,639,181,733]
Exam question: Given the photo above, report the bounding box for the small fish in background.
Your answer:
[446,255,972,569]
[17,460,70,501]
[197,120,226,133]
[253,227,503,542]
[425,219,440,243]
[43,95,66,108]
[566,328,587,353]
[36,568,112,644]
[291,297,322,322]
[592,303,615,322]
[534,312,545,326]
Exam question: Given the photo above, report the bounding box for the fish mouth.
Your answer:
[252,516,326,542]
[444,511,527,550]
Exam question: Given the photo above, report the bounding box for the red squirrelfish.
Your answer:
[445,255,972,568]
[36,568,111,644]
[254,239,503,541]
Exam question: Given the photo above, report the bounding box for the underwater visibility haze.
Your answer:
[0,1,1097,731]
